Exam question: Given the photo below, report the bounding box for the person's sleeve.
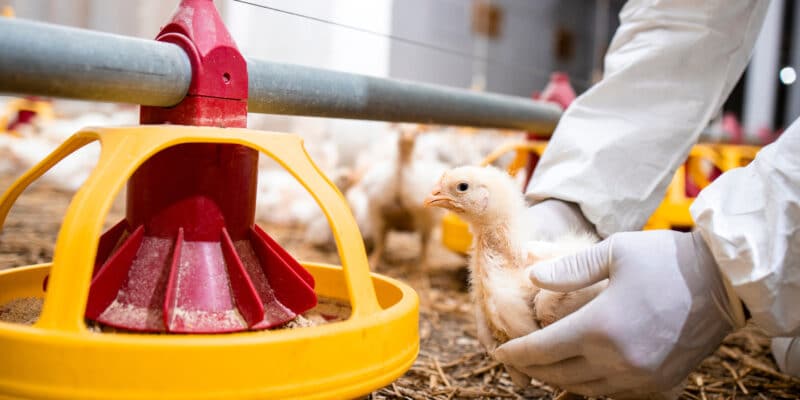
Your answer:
[526,0,769,237]
[691,123,800,336]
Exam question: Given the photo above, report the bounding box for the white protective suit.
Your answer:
[527,0,799,337]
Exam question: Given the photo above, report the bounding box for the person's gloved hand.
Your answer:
[524,199,597,240]
[493,198,597,388]
[494,230,745,398]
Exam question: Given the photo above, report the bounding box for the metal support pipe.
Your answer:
[246,59,561,132]
[0,18,562,132]
[0,19,192,107]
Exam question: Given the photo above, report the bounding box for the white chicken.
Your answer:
[358,125,448,269]
[426,167,686,399]
[255,131,342,227]
[0,106,137,191]
[302,166,375,251]
[423,165,606,348]
[413,126,525,170]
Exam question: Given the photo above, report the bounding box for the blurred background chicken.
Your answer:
[0,97,137,191]
[355,124,448,270]
[424,165,606,348]
[299,123,523,257]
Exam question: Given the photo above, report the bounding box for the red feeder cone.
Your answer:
[79,0,317,333]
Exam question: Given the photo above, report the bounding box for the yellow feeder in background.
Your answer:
[644,143,761,230]
[2,5,14,18]
[0,126,419,400]
[0,98,54,137]
[716,144,760,170]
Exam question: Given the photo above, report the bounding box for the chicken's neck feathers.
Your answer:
[472,217,525,270]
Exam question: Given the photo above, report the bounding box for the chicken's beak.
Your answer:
[424,185,453,208]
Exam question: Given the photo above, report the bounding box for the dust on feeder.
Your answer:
[0,297,42,325]
[0,296,351,330]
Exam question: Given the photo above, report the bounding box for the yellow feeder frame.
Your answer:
[441,140,548,254]
[644,143,760,230]
[715,144,760,171]
[0,126,419,400]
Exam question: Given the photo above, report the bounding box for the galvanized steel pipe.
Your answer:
[0,19,192,107]
[0,18,562,132]
[246,59,561,132]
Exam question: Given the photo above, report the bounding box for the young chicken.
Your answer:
[427,166,685,400]
[424,166,606,348]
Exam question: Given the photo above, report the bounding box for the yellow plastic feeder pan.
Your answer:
[441,141,548,254]
[0,126,419,400]
[644,143,761,230]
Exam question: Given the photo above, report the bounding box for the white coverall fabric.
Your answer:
[526,0,769,237]
[691,123,800,336]
[526,0,800,366]
[526,0,800,335]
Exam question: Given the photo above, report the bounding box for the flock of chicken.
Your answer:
[0,98,638,396]
[0,98,137,191]
[259,121,527,265]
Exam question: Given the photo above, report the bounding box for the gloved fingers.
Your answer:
[560,378,615,398]
[528,238,613,292]
[504,364,531,388]
[494,315,583,367]
[608,389,668,400]
[568,371,671,398]
[517,356,605,387]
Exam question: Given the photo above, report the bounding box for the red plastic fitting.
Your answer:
[523,72,576,187]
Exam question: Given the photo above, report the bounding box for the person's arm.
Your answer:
[527,0,769,238]
[496,229,739,397]
[692,121,800,336]
[495,127,800,395]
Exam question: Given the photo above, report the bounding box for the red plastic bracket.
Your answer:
[524,72,577,187]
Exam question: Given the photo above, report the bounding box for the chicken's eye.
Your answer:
[457,182,469,192]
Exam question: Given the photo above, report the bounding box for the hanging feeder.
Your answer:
[0,125,419,398]
[0,0,418,398]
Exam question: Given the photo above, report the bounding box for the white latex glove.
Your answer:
[494,230,744,397]
[524,199,597,241]
[772,337,800,377]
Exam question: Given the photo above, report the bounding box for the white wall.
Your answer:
[1,0,174,38]
[388,0,600,98]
